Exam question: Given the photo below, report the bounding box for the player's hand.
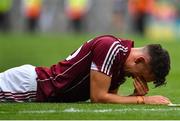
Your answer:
[144,95,172,105]
[132,76,149,96]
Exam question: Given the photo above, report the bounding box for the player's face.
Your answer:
[134,67,155,83]
[125,61,155,83]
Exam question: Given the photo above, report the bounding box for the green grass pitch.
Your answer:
[0,33,180,120]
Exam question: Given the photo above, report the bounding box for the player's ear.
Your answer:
[135,56,145,64]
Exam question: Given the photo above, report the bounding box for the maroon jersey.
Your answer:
[35,35,134,102]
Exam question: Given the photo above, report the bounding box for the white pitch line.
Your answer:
[14,107,180,114]
[19,110,57,114]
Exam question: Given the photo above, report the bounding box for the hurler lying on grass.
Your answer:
[0,35,171,104]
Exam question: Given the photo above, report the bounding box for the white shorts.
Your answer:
[0,64,37,102]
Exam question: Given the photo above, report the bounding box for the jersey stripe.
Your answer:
[101,41,128,75]
[105,46,126,75]
[104,45,120,74]
[101,41,119,73]
[37,51,92,82]
[106,47,121,75]
[54,51,91,80]
[106,47,126,75]
[0,91,36,102]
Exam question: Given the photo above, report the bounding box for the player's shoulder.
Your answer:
[92,34,134,47]
[92,35,120,46]
[94,35,119,41]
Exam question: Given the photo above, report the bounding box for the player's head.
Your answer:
[146,44,170,87]
[124,44,170,87]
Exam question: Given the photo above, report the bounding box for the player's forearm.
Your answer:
[91,93,171,105]
[91,93,141,104]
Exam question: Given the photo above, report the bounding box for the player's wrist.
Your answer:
[137,96,145,104]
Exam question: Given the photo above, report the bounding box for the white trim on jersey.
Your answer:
[101,41,128,75]
[101,42,118,73]
[106,48,120,75]
[37,51,92,82]
[104,44,120,74]
[91,62,98,71]
[106,47,128,75]
[54,51,92,81]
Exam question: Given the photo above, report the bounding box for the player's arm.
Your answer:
[90,70,171,105]
[90,70,142,104]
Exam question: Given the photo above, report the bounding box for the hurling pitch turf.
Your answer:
[0,33,180,120]
[0,103,180,120]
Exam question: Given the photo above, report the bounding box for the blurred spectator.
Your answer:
[64,0,91,33]
[128,0,154,35]
[174,0,180,39]
[112,0,127,33]
[22,0,42,33]
[0,0,12,32]
[144,0,180,40]
[174,1,180,20]
[172,0,180,21]
[39,0,58,32]
[153,1,176,21]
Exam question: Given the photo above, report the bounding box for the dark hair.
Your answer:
[146,44,170,87]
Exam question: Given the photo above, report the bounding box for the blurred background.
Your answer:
[0,0,180,101]
[0,0,180,40]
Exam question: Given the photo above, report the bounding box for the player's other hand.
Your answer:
[132,76,149,96]
[144,95,172,105]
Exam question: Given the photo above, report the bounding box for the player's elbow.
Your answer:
[90,96,100,103]
[90,94,108,103]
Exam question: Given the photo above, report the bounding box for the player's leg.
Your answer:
[0,64,37,102]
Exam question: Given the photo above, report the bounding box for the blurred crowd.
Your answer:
[0,0,180,39]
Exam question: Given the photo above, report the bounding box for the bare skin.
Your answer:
[90,47,172,105]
